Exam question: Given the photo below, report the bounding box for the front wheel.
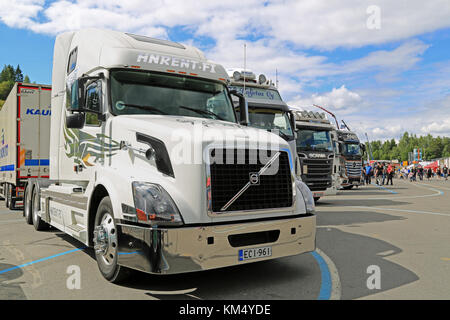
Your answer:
[93,196,131,283]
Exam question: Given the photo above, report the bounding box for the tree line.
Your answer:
[365,132,450,162]
[0,64,32,109]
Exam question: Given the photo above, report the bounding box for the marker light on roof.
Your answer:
[258,74,267,84]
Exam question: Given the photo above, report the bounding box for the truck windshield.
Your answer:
[296,129,333,152]
[110,70,236,122]
[343,143,361,156]
[247,108,295,141]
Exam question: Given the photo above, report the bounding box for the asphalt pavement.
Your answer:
[0,177,449,299]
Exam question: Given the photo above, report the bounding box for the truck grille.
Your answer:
[208,149,292,213]
[301,158,332,191]
[345,161,362,177]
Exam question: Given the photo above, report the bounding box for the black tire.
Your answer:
[24,184,33,224]
[5,184,10,208]
[31,186,49,231]
[94,196,131,283]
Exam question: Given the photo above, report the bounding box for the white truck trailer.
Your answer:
[24,28,316,282]
[0,83,51,209]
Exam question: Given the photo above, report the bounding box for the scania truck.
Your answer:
[0,83,51,209]
[293,110,337,202]
[23,28,316,282]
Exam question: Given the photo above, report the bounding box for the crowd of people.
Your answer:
[362,162,395,186]
[362,162,448,186]
[400,165,448,182]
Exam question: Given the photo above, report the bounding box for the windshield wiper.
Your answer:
[178,105,226,121]
[117,103,167,115]
[276,131,294,141]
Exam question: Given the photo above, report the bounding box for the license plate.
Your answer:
[352,181,358,185]
[239,246,272,261]
[313,192,324,197]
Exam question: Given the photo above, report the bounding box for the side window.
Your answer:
[85,81,102,126]
[67,47,78,74]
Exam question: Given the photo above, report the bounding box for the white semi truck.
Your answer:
[23,28,316,282]
[293,111,338,202]
[0,83,51,209]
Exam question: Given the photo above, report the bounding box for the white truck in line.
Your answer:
[226,69,297,157]
[23,28,316,282]
[293,111,338,202]
[0,83,51,209]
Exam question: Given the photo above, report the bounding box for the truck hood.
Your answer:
[107,115,296,224]
[111,114,288,154]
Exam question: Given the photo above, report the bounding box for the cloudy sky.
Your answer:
[1,0,449,141]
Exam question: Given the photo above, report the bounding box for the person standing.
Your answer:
[382,164,387,185]
[437,167,442,180]
[365,164,373,185]
[418,166,424,181]
[386,164,394,186]
[362,165,367,185]
[443,165,448,181]
[427,167,432,181]
[376,163,383,185]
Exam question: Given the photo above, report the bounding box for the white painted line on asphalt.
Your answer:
[313,247,341,300]
[352,206,450,217]
[327,180,444,201]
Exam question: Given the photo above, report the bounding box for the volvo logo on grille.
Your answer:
[249,172,260,185]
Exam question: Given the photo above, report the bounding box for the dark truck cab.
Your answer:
[337,130,365,189]
[294,111,336,201]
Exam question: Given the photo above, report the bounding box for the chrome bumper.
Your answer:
[116,215,316,274]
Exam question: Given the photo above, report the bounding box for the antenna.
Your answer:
[365,132,373,162]
[341,119,351,131]
[312,104,339,129]
[276,69,279,88]
[243,43,246,93]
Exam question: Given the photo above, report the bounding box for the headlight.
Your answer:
[132,182,183,226]
[296,179,315,213]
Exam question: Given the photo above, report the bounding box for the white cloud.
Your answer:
[1,0,450,50]
[288,85,363,114]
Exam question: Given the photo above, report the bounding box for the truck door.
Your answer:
[18,85,51,180]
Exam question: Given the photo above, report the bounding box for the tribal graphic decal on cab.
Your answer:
[63,125,121,168]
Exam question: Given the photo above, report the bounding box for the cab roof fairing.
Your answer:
[61,28,229,83]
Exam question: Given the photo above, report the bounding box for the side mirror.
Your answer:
[66,113,85,129]
[69,74,104,113]
[70,79,85,111]
[229,90,248,126]
[289,111,298,132]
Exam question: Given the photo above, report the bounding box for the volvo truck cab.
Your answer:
[24,29,316,283]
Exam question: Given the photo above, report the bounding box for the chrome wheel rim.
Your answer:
[94,213,118,266]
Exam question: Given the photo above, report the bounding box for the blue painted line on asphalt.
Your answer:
[311,251,332,300]
[371,183,398,194]
[0,247,85,275]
